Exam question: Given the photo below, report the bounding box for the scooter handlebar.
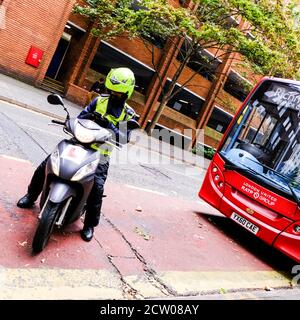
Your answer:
[51,119,66,125]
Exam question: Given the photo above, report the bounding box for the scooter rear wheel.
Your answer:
[32,200,61,254]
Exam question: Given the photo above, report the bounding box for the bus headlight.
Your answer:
[211,164,225,192]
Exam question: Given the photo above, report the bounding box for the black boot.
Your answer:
[17,194,36,208]
[80,226,94,242]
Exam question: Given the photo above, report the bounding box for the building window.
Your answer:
[207,107,233,134]
[159,79,205,120]
[246,31,255,40]
[90,41,155,95]
[141,33,166,49]
[224,16,239,28]
[223,71,250,102]
[177,38,221,81]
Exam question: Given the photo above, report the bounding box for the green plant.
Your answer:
[192,144,216,160]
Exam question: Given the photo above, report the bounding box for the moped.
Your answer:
[32,93,139,253]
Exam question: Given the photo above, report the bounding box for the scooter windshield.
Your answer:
[74,119,101,143]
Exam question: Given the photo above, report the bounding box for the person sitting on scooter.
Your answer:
[17,67,137,242]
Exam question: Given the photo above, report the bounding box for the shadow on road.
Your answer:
[194,211,296,276]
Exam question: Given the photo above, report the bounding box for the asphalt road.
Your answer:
[0,100,204,201]
[0,99,299,300]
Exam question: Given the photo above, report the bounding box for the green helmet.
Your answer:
[105,67,135,99]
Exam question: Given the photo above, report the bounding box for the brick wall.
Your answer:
[0,0,75,84]
[65,83,88,107]
[100,37,225,146]
[0,0,258,150]
[108,36,162,69]
[68,0,90,31]
[107,36,216,113]
[168,60,212,99]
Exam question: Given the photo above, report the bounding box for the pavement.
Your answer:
[0,73,299,300]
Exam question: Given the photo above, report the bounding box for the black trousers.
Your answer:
[27,156,110,227]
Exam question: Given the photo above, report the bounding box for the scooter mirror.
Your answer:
[47,94,64,106]
[126,119,140,130]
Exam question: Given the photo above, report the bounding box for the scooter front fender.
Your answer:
[48,181,76,203]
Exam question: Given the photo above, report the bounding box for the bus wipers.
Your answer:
[271,172,300,207]
[287,183,300,207]
[224,163,258,175]
[245,159,300,207]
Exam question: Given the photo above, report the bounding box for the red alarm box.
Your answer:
[25,46,44,68]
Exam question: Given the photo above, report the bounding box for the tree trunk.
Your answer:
[147,99,168,132]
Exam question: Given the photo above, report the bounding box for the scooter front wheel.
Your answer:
[32,200,62,254]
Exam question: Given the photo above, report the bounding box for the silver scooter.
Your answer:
[32,94,139,253]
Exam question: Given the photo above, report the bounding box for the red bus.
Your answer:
[199,77,300,262]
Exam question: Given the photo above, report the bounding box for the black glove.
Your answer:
[93,112,110,128]
[79,113,95,121]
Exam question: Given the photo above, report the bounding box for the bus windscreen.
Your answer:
[220,79,300,201]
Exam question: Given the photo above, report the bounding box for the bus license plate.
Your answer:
[230,212,259,235]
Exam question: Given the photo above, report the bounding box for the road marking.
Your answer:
[0,100,65,137]
[0,99,53,118]
[0,267,123,300]
[0,267,293,299]
[20,123,65,138]
[163,166,203,180]
[1,154,31,163]
[158,270,292,297]
[124,184,168,196]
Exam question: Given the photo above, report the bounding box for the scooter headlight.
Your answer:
[74,123,96,144]
[71,159,99,181]
[50,148,60,176]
